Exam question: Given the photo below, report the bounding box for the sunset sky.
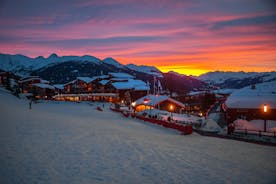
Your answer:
[0,0,275,75]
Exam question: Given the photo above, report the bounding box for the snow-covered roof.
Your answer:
[97,75,109,79]
[111,79,149,91]
[33,83,55,90]
[134,94,185,108]
[110,78,129,82]
[53,84,64,90]
[19,77,41,83]
[41,79,50,84]
[99,80,109,85]
[112,82,134,90]
[129,79,149,91]
[187,91,206,96]
[64,79,77,86]
[225,81,276,109]
[108,72,134,79]
[77,77,95,83]
[20,76,40,81]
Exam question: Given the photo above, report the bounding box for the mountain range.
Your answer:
[198,71,276,88]
[0,53,275,91]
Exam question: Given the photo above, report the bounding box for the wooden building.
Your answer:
[19,76,49,93]
[32,83,55,99]
[224,82,276,125]
[64,77,96,94]
[132,94,185,113]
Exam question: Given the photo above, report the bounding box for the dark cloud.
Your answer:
[26,36,168,48]
[211,15,276,30]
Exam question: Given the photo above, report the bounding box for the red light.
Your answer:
[144,98,150,103]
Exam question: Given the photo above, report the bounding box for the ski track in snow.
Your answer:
[0,90,276,184]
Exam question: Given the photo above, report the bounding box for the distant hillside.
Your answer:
[162,71,208,94]
[198,71,276,89]
[0,53,207,93]
[0,53,163,78]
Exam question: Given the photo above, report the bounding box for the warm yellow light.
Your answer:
[170,104,174,111]
[263,104,267,113]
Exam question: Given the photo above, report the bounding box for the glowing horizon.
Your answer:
[0,0,275,76]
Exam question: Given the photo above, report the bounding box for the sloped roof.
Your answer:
[225,81,276,109]
[97,75,109,79]
[134,94,185,108]
[19,77,41,83]
[33,83,55,90]
[41,79,50,84]
[77,77,96,83]
[112,82,134,90]
[53,84,64,90]
[64,79,77,86]
[111,79,149,91]
[128,79,149,91]
[99,80,109,85]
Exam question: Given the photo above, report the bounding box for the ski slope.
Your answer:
[0,88,275,184]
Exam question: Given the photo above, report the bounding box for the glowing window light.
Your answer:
[263,104,267,113]
[170,104,174,111]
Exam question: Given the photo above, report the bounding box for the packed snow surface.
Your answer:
[0,88,275,184]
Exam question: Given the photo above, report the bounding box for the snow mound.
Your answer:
[200,118,222,132]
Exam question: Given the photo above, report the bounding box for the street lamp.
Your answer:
[263,104,268,132]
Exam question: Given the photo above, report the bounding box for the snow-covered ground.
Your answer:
[0,88,276,184]
[234,119,276,132]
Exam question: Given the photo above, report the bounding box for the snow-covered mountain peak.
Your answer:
[126,63,163,77]
[102,57,125,68]
[36,56,45,59]
[48,53,58,58]
[0,53,101,76]
[198,71,276,89]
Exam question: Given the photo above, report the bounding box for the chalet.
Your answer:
[32,83,55,99]
[19,76,49,93]
[176,91,216,114]
[105,79,149,102]
[224,82,276,125]
[64,77,96,94]
[132,94,185,113]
